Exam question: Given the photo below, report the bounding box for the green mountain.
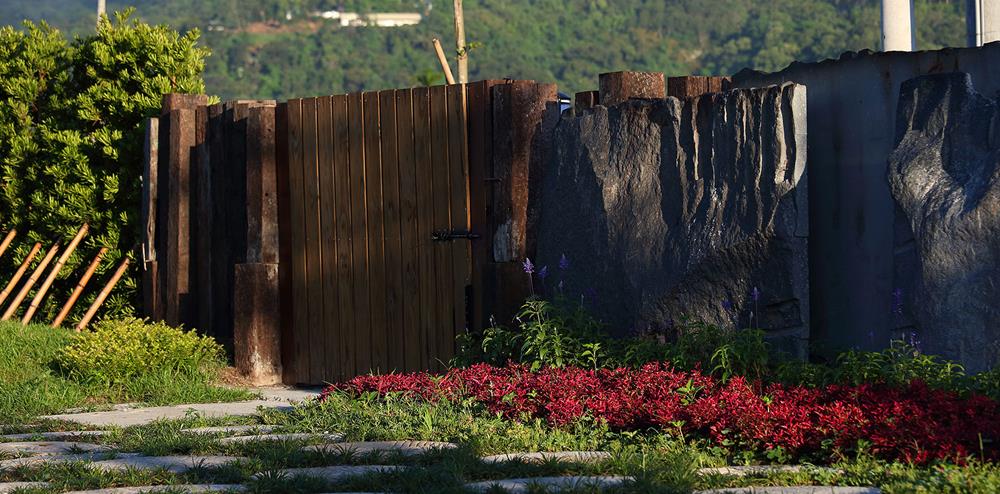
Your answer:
[1,0,968,100]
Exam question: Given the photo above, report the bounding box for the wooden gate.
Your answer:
[280,84,479,384]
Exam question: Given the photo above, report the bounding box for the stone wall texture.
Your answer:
[732,43,1000,367]
[535,83,808,354]
[888,73,1000,371]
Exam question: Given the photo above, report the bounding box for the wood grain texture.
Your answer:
[285,98,310,384]
[301,97,325,384]
[411,87,435,371]
[446,84,471,364]
[316,96,341,381]
[395,88,422,372]
[429,85,454,372]
[362,91,387,374]
[347,92,372,375]
[332,94,356,379]
[379,89,405,372]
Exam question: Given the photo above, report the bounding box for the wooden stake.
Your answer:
[432,38,457,85]
[453,0,468,83]
[0,242,42,307]
[23,225,89,324]
[0,230,16,260]
[76,257,130,332]
[52,247,107,328]
[2,243,60,320]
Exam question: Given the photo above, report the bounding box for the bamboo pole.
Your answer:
[432,38,457,84]
[2,243,59,320]
[76,257,129,332]
[52,247,107,328]
[23,224,89,324]
[0,242,42,307]
[0,230,16,260]
[453,0,468,83]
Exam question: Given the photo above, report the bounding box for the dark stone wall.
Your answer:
[534,84,809,356]
[888,73,1000,371]
[732,43,1000,367]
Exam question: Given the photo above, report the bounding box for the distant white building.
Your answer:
[313,11,422,27]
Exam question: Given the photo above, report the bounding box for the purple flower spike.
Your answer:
[522,258,534,275]
[559,253,570,270]
[538,265,549,280]
[751,286,760,302]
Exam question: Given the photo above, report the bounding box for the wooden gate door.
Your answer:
[280,84,479,384]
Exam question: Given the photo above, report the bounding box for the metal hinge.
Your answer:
[432,230,481,242]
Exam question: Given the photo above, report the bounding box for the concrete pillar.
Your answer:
[882,0,915,51]
[968,0,1000,46]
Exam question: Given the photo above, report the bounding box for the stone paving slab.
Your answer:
[1,431,109,441]
[180,426,277,436]
[0,453,143,470]
[480,451,611,464]
[41,401,294,427]
[465,476,632,493]
[0,482,50,493]
[0,441,111,456]
[63,485,246,494]
[695,487,880,494]
[697,465,839,477]
[305,441,457,457]
[261,465,406,481]
[89,456,246,473]
[218,433,344,445]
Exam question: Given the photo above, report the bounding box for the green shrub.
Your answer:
[56,317,226,388]
[0,10,209,321]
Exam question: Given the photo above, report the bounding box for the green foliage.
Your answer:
[56,317,227,388]
[0,10,209,322]
[1,1,970,101]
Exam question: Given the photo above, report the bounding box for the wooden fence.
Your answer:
[144,73,724,385]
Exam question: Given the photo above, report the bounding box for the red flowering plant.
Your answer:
[321,362,1000,465]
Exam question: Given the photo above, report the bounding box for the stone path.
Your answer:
[465,475,632,493]
[89,455,246,473]
[0,440,110,455]
[218,433,344,445]
[0,482,49,493]
[695,488,881,494]
[180,426,277,436]
[305,440,458,457]
[480,451,611,464]
[262,465,407,481]
[0,453,143,470]
[698,465,840,477]
[62,486,245,494]
[0,430,108,441]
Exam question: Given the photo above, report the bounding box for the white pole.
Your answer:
[881,0,915,51]
[968,0,1000,46]
[97,0,106,28]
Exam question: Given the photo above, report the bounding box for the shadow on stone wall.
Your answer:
[535,84,808,356]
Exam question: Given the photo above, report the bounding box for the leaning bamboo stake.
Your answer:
[0,242,42,307]
[432,38,456,84]
[2,243,60,320]
[75,257,129,332]
[51,247,107,328]
[0,230,16,260]
[23,224,89,324]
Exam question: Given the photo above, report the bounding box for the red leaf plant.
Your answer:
[321,362,1000,464]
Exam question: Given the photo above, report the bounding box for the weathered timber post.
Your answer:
[667,76,732,99]
[233,103,282,385]
[598,71,665,107]
[142,117,161,320]
[488,81,558,325]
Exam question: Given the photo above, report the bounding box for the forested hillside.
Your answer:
[1,0,968,100]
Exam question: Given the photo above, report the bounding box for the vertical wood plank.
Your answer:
[362,91,387,374]
[429,85,454,372]
[379,90,405,372]
[347,92,372,375]
[207,103,225,343]
[301,97,325,384]
[332,94,356,380]
[395,89,422,372]
[316,95,340,382]
[275,102,295,383]
[285,98,310,383]
[164,108,194,327]
[465,81,501,333]
[193,105,211,333]
[446,84,471,364]
[412,87,435,371]
[141,117,159,320]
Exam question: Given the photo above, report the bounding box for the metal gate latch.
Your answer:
[432,230,481,241]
